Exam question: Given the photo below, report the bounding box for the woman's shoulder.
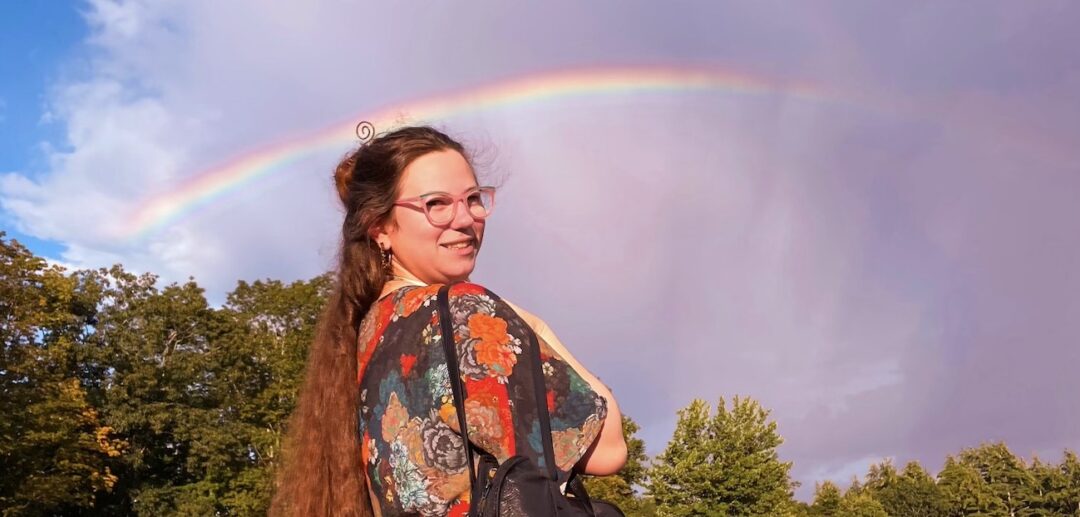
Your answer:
[443,281,496,298]
[365,282,512,330]
[442,282,548,332]
[373,284,442,320]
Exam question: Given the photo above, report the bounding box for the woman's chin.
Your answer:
[442,264,476,283]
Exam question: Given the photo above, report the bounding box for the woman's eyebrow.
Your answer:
[417,186,480,197]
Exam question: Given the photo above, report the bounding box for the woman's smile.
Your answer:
[441,238,476,254]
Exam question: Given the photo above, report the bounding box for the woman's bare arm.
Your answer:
[505,300,627,476]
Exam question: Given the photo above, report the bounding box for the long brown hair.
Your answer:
[270,126,467,516]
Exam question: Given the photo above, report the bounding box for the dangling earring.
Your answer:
[380,246,393,275]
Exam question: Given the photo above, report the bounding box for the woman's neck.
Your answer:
[381,265,470,297]
[380,266,428,299]
[387,265,427,287]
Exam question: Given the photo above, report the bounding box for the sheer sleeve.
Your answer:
[435,283,607,474]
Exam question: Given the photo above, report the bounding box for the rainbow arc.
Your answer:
[119,66,830,238]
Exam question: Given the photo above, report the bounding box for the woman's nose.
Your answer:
[448,198,476,229]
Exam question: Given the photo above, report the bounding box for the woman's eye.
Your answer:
[467,194,483,205]
[426,198,451,208]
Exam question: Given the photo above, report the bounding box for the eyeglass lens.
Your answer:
[424,190,493,224]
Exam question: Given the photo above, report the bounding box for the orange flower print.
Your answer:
[439,402,458,431]
[400,420,427,466]
[475,339,517,377]
[469,314,518,376]
[400,285,439,317]
[421,462,468,502]
[464,398,506,458]
[468,313,509,347]
[381,392,409,442]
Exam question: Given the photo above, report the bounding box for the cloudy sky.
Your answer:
[3,0,1079,497]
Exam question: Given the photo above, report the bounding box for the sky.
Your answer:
[2,0,1079,499]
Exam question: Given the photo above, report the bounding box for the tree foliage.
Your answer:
[938,442,1040,517]
[649,396,796,516]
[0,234,327,515]
[807,481,842,516]
[1029,451,1080,516]
[860,459,947,517]
[838,491,888,517]
[1,233,119,515]
[582,415,656,515]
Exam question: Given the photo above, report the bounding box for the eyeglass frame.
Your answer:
[392,186,496,226]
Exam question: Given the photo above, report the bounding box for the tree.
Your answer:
[807,481,842,516]
[583,416,655,516]
[938,454,997,516]
[0,236,330,516]
[0,234,121,515]
[860,459,947,517]
[963,442,1038,516]
[80,267,232,515]
[215,276,330,514]
[649,396,796,516]
[1029,451,1080,516]
[83,270,328,516]
[938,442,1039,517]
[838,491,888,517]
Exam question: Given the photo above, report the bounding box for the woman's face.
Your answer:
[377,149,486,285]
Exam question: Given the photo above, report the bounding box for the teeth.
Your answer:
[444,241,472,249]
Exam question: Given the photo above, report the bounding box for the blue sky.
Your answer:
[3,0,1079,499]
[0,2,86,257]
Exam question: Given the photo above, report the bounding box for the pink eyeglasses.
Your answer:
[393,187,496,226]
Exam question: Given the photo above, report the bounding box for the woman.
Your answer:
[271,126,625,516]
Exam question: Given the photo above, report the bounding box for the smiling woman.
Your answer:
[270,125,625,517]
[376,149,491,287]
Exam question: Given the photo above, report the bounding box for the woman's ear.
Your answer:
[370,223,392,251]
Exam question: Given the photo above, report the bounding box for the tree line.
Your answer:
[2,233,1079,516]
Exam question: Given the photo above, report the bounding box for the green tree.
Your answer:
[938,442,1038,517]
[215,276,330,513]
[838,491,888,517]
[861,459,947,517]
[963,442,1038,516]
[82,267,232,514]
[83,270,328,516]
[1029,451,1080,516]
[0,235,328,516]
[583,416,655,516]
[1065,451,1080,515]
[0,234,120,515]
[649,396,796,516]
[939,454,997,516]
[807,481,842,516]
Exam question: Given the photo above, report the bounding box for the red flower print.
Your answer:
[401,354,418,377]
[451,283,486,296]
[397,354,412,377]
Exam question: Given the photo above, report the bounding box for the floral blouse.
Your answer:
[357,283,608,516]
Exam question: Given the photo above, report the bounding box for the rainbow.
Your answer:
[118,65,832,238]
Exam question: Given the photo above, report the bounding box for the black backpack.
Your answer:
[436,284,625,517]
